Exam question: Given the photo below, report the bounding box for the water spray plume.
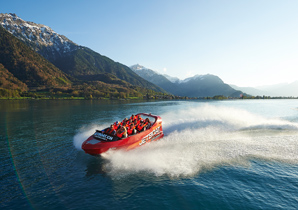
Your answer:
[74,105,298,177]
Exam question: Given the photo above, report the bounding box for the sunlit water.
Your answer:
[1,99,298,209]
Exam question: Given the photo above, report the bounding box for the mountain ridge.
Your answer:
[0,13,166,95]
[0,13,79,61]
[231,82,298,97]
[0,26,72,89]
[131,64,243,97]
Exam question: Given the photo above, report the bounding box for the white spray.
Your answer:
[101,104,298,177]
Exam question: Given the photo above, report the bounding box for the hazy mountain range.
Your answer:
[231,82,298,97]
[130,64,243,97]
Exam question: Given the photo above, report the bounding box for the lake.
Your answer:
[1,99,298,209]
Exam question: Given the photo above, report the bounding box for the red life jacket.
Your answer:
[137,116,143,123]
[125,121,131,128]
[127,127,135,135]
[117,130,125,138]
[105,128,114,135]
[130,116,137,121]
[137,124,145,132]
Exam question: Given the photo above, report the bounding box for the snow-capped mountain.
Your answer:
[131,64,242,97]
[0,13,165,93]
[131,64,177,92]
[130,64,159,77]
[0,13,79,60]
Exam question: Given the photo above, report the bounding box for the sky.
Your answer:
[2,0,298,87]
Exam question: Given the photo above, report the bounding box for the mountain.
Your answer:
[0,26,71,89]
[230,85,273,96]
[256,82,298,97]
[0,63,28,91]
[231,82,298,97]
[131,64,243,97]
[130,64,176,93]
[163,74,180,83]
[0,13,79,61]
[0,13,165,93]
[175,74,242,97]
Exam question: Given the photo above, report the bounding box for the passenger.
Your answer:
[144,118,152,129]
[104,124,116,135]
[116,126,127,139]
[121,118,128,126]
[130,114,137,121]
[113,121,120,130]
[133,119,138,126]
[136,120,146,132]
[137,115,143,124]
[127,123,136,135]
[126,119,132,128]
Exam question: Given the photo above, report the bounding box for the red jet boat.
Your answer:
[82,113,164,156]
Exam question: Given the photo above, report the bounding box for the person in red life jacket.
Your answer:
[116,126,127,139]
[133,119,138,126]
[144,118,152,129]
[113,121,120,130]
[121,118,128,126]
[127,123,136,135]
[104,124,116,135]
[125,118,131,126]
[130,114,137,121]
[136,115,143,124]
[136,120,146,132]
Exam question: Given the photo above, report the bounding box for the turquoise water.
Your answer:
[1,99,298,209]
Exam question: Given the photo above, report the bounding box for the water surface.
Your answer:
[1,99,298,209]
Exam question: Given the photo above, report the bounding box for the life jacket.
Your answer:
[130,115,137,121]
[136,119,143,125]
[137,116,143,122]
[105,128,114,135]
[125,121,131,128]
[127,127,135,135]
[113,121,120,130]
[113,124,119,130]
[133,120,138,127]
[137,123,145,132]
[116,130,125,138]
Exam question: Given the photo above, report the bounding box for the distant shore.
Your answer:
[1,96,298,100]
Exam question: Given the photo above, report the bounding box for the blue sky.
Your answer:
[2,0,298,87]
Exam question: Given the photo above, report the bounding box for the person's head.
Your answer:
[130,123,134,128]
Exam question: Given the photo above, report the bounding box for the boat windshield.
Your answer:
[138,114,156,125]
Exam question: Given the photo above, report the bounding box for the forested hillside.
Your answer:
[0,26,167,99]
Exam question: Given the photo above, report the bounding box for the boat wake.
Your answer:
[99,105,298,177]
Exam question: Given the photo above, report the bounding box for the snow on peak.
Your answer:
[180,74,205,83]
[0,13,78,54]
[130,64,147,71]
